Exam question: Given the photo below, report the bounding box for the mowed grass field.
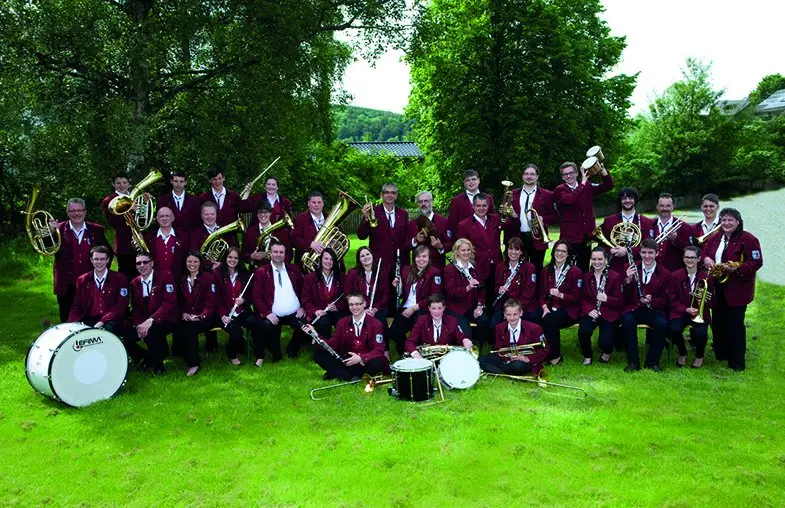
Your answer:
[1,234,784,507]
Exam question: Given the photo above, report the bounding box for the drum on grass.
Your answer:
[438,349,481,389]
[26,323,128,407]
[389,358,434,401]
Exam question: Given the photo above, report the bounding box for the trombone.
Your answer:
[240,156,281,200]
[483,372,588,399]
[23,187,61,255]
[309,373,393,400]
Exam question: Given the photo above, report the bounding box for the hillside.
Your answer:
[334,105,413,142]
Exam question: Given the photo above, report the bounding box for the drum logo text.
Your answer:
[73,336,104,351]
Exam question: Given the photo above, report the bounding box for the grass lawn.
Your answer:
[0,236,783,506]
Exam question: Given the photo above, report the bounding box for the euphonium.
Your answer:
[499,180,514,222]
[23,187,61,255]
[690,279,711,324]
[255,213,294,260]
[200,217,247,263]
[302,191,361,272]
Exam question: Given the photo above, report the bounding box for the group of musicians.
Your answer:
[49,161,762,379]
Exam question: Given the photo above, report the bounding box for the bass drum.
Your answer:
[390,358,434,402]
[26,323,128,407]
[438,349,481,389]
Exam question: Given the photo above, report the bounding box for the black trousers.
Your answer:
[520,232,546,276]
[123,321,173,370]
[479,354,533,376]
[446,308,489,350]
[115,253,137,282]
[541,308,576,360]
[176,317,220,368]
[712,285,747,370]
[313,349,387,381]
[249,313,306,361]
[622,308,668,368]
[389,309,427,356]
[571,237,592,273]
[311,310,348,346]
[222,311,263,360]
[56,285,76,323]
[577,315,616,358]
[669,317,709,359]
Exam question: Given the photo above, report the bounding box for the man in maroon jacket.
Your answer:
[553,161,614,271]
[144,207,189,281]
[600,187,655,275]
[456,193,502,293]
[242,201,292,267]
[125,251,177,375]
[101,173,136,280]
[291,191,328,269]
[50,198,110,323]
[447,169,496,234]
[406,191,452,270]
[405,293,472,357]
[653,193,691,272]
[67,245,129,335]
[157,171,202,232]
[479,299,549,377]
[199,166,242,229]
[306,293,388,382]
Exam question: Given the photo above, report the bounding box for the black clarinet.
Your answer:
[627,248,650,309]
[302,326,343,362]
[492,263,521,307]
[395,249,403,308]
[592,264,610,323]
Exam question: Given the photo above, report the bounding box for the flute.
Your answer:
[228,272,254,319]
[368,259,382,310]
[312,293,345,325]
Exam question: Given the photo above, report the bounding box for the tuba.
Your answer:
[499,180,514,222]
[255,213,294,261]
[201,217,246,263]
[108,169,163,252]
[23,187,61,255]
[301,191,361,272]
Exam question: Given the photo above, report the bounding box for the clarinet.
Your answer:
[592,264,610,323]
[547,256,574,307]
[453,259,483,307]
[368,259,382,310]
[394,249,403,308]
[492,262,521,307]
[302,326,343,362]
[626,248,650,309]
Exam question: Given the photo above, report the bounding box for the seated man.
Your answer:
[479,299,549,377]
[405,293,473,358]
[305,293,388,381]
[67,245,129,334]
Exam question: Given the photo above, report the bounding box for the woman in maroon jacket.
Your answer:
[491,237,537,328]
[538,240,583,365]
[443,238,489,350]
[578,247,623,365]
[389,244,442,356]
[176,250,217,376]
[215,246,261,366]
[344,247,389,332]
[701,208,763,371]
[302,248,347,339]
[668,245,712,369]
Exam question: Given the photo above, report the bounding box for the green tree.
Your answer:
[406,0,636,201]
[748,73,785,107]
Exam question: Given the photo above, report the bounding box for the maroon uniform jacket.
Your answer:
[443,262,485,316]
[241,222,292,267]
[580,269,624,322]
[213,269,253,318]
[405,213,453,270]
[600,213,656,274]
[102,192,134,256]
[502,187,557,252]
[701,230,762,307]
[456,214,503,279]
[622,263,670,315]
[53,221,110,296]
[68,270,129,323]
[653,217,692,272]
[493,320,550,376]
[179,272,216,320]
[251,263,304,318]
[553,173,614,243]
[189,224,238,252]
[291,211,324,266]
[199,188,242,228]
[400,266,442,310]
[324,315,387,365]
[495,261,538,312]
[302,271,347,321]
[243,194,293,225]
[344,267,390,311]
[143,228,189,282]
[447,192,496,235]
[357,204,410,269]
[129,270,178,326]
[538,264,583,320]
[668,268,712,323]
[404,313,467,354]
[157,192,202,232]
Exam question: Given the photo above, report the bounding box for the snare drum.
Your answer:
[25,323,129,407]
[438,349,481,390]
[390,358,434,401]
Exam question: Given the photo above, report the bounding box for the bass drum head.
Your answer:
[392,358,433,372]
[438,350,481,390]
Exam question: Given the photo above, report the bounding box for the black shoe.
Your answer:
[322,372,336,381]
[645,364,662,373]
[624,363,640,372]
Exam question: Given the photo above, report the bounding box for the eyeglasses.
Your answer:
[136,260,151,266]
[683,256,698,260]
[561,171,576,177]
[554,249,569,254]
[67,209,86,213]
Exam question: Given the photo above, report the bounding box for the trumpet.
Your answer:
[654,214,688,245]
[365,195,378,228]
[709,255,743,284]
[695,224,721,245]
[23,187,61,255]
[499,180,514,222]
[529,208,551,244]
[200,217,246,263]
[240,156,281,200]
[490,336,546,358]
[690,279,711,324]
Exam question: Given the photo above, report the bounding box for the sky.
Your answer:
[340,0,785,114]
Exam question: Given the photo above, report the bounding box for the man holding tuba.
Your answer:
[291,191,328,269]
[101,173,137,280]
[242,201,292,267]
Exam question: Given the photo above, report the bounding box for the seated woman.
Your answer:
[344,246,389,334]
[405,293,472,358]
[443,238,489,350]
[214,246,262,366]
[176,250,218,376]
[491,237,538,329]
[302,247,347,342]
[668,245,712,369]
[479,299,549,377]
[389,244,442,356]
[578,247,623,366]
[538,240,583,366]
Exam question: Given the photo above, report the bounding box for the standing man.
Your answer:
[51,198,110,323]
[291,191,328,269]
[456,193,502,293]
[600,187,655,275]
[157,171,201,232]
[691,193,720,244]
[101,173,136,280]
[447,169,496,234]
[406,191,452,270]
[653,193,690,272]
[199,166,242,230]
[553,161,614,271]
[144,206,189,281]
[67,245,129,334]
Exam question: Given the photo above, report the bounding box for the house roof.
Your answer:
[348,141,423,158]
[717,97,750,116]
[756,89,785,115]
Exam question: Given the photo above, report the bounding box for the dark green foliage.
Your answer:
[748,73,785,108]
[334,106,413,142]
